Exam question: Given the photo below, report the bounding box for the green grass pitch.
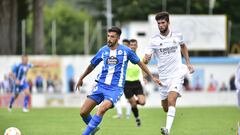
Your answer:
[0,107,239,135]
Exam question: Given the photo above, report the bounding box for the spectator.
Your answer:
[2,75,11,93]
[208,74,218,92]
[53,74,62,93]
[183,77,192,91]
[69,77,75,93]
[230,75,236,91]
[194,76,202,91]
[35,75,44,93]
[47,74,54,93]
[219,82,228,91]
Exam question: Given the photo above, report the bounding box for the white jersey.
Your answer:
[145,30,185,79]
[235,62,240,90]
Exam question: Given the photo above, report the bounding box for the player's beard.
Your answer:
[108,41,116,47]
[160,26,168,34]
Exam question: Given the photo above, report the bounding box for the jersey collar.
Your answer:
[159,29,172,40]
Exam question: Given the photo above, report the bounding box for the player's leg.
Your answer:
[112,99,122,119]
[80,98,98,125]
[22,82,31,112]
[8,84,20,111]
[165,91,178,134]
[8,93,19,111]
[237,90,240,108]
[82,100,112,135]
[123,85,134,119]
[125,102,131,119]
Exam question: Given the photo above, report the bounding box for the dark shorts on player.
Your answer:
[124,80,144,99]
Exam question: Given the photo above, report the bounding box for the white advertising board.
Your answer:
[148,15,227,50]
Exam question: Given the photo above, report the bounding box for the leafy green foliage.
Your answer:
[44,1,93,54]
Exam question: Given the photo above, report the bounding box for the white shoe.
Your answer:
[8,107,12,112]
[112,115,121,119]
[23,108,29,112]
[161,127,169,135]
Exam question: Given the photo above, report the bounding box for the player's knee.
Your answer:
[80,110,88,117]
[163,107,168,112]
[138,100,145,106]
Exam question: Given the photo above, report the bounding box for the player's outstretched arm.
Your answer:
[76,64,96,91]
[181,44,194,74]
[137,61,162,86]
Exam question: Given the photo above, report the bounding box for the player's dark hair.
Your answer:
[108,26,122,37]
[122,39,130,44]
[130,39,137,43]
[155,11,169,22]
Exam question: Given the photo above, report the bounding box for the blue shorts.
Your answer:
[13,82,29,94]
[88,83,123,108]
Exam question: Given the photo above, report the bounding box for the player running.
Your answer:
[143,12,194,135]
[76,26,161,135]
[123,39,146,127]
[8,55,46,112]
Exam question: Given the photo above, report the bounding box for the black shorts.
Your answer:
[124,80,144,99]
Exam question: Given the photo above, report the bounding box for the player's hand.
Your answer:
[75,78,83,91]
[187,64,194,74]
[152,77,162,86]
[143,54,152,64]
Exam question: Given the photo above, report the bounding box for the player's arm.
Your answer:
[181,43,194,73]
[76,64,96,90]
[137,61,162,86]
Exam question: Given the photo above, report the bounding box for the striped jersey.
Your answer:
[145,30,185,79]
[91,44,140,88]
[12,63,33,85]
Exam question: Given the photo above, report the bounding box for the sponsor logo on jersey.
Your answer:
[159,46,178,55]
[107,56,118,65]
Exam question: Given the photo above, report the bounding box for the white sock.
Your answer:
[116,102,122,117]
[126,102,131,117]
[166,106,176,133]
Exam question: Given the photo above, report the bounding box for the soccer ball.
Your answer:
[4,127,21,135]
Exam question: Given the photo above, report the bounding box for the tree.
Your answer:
[0,0,18,54]
[33,0,45,54]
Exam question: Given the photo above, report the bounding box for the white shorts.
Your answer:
[159,76,184,100]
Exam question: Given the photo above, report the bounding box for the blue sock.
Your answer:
[82,114,92,125]
[24,95,30,109]
[9,96,15,108]
[82,115,102,135]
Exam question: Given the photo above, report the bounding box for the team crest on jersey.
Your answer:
[107,56,118,65]
[173,39,176,44]
[118,50,123,55]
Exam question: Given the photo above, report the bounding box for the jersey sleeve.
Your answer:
[90,48,103,66]
[128,49,140,64]
[178,32,185,45]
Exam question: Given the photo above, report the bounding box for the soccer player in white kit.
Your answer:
[235,62,240,108]
[143,11,194,135]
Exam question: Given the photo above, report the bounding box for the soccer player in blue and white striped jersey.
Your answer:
[8,55,46,112]
[76,26,161,135]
